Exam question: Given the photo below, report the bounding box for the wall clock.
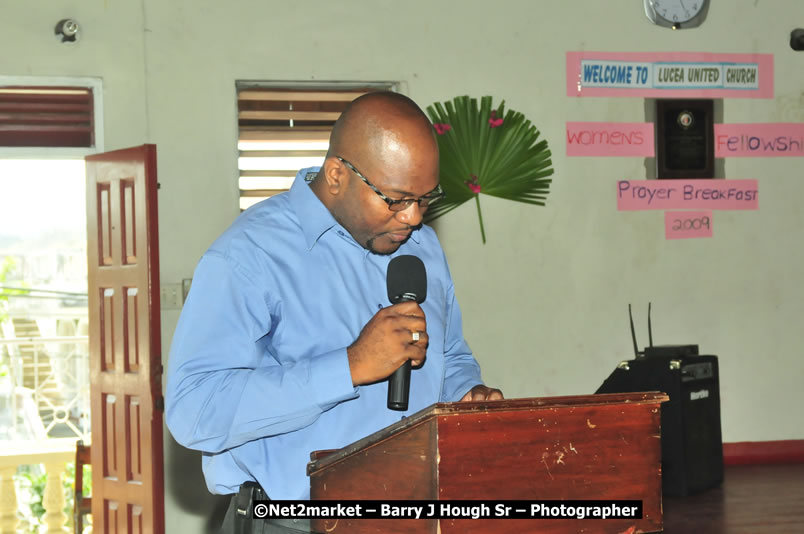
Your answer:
[644,0,710,29]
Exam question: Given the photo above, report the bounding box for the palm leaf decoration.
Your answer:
[425,95,554,243]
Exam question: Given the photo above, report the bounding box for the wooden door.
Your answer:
[85,145,164,534]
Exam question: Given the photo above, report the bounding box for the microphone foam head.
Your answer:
[387,255,427,304]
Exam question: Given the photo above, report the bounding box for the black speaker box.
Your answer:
[596,351,724,496]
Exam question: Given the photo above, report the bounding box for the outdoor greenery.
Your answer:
[14,462,91,533]
[1,257,20,323]
[1,256,30,327]
[425,95,554,243]
[1,257,22,418]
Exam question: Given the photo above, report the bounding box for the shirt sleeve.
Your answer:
[439,279,484,402]
[165,252,358,453]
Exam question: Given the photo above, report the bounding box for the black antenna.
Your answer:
[648,302,654,347]
[629,304,641,358]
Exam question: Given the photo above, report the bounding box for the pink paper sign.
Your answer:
[617,180,758,211]
[665,211,713,240]
[566,122,654,157]
[715,123,804,157]
[566,51,773,99]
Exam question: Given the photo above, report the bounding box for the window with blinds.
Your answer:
[0,86,95,147]
[237,87,389,210]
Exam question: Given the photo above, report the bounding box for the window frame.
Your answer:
[235,81,399,210]
[0,75,104,158]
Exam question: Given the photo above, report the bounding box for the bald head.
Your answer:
[326,91,438,170]
[312,92,441,254]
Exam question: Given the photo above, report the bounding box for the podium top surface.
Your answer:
[307,391,668,475]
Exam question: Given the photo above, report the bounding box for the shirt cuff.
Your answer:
[444,380,484,403]
[310,347,359,410]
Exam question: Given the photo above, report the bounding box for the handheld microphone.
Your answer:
[386,255,427,411]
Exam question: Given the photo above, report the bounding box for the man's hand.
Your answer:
[460,384,504,402]
[347,301,428,386]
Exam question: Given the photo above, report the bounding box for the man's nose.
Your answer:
[395,201,423,227]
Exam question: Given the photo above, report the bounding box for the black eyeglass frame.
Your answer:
[336,156,444,212]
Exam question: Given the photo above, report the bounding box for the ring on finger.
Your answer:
[411,331,420,342]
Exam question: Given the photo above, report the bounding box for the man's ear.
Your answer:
[320,156,348,196]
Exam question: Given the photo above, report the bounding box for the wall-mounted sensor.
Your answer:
[676,111,695,130]
[55,19,80,43]
[792,29,804,51]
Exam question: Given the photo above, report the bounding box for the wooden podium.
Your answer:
[307,392,668,534]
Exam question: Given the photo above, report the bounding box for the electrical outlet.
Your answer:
[161,283,183,309]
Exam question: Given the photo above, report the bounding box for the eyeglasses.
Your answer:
[336,156,444,212]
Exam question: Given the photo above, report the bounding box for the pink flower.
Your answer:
[433,123,452,135]
[465,174,482,194]
[488,109,503,128]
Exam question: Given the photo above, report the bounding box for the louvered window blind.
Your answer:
[237,88,377,210]
[0,86,94,147]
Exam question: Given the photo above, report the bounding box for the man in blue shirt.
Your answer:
[165,91,502,533]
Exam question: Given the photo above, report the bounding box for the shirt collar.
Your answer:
[289,167,338,250]
[289,166,422,251]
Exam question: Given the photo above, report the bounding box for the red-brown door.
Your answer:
[85,145,164,534]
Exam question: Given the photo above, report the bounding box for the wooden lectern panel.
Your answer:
[308,393,668,534]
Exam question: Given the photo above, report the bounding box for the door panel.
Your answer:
[86,145,164,534]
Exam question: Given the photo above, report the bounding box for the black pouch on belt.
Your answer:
[234,481,264,534]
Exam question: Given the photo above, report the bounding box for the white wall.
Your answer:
[0,1,149,149]
[3,1,802,532]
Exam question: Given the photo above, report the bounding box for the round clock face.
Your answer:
[649,0,705,24]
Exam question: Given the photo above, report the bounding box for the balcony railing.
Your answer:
[1,327,91,533]
[1,336,90,442]
[0,438,88,534]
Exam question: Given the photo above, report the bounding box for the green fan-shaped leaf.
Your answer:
[425,95,555,243]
